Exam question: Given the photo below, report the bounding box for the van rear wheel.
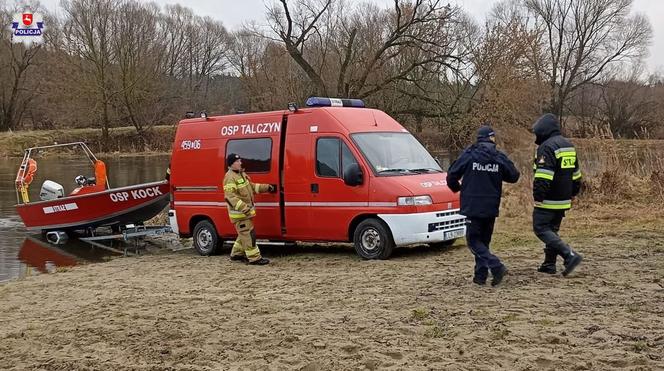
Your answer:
[193,220,219,256]
[353,218,395,260]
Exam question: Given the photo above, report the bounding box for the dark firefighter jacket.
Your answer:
[532,114,582,210]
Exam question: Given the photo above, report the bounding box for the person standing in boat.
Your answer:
[223,153,276,265]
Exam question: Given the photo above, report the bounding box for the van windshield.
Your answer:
[352,132,442,175]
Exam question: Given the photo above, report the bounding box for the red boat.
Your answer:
[14,142,169,232]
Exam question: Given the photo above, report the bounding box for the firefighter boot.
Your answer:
[491,265,508,287]
[249,257,270,265]
[537,249,558,274]
[562,251,583,277]
[230,255,248,262]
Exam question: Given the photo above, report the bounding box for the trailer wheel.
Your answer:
[353,218,395,260]
[193,220,219,256]
[429,239,457,249]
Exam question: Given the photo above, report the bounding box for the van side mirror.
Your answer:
[343,163,363,186]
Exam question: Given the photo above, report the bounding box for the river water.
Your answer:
[0,155,170,283]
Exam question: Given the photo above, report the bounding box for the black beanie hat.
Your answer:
[226,153,241,167]
[477,125,495,140]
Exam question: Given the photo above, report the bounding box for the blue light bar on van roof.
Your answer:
[305,97,365,108]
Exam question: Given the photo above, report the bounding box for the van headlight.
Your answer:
[397,195,432,206]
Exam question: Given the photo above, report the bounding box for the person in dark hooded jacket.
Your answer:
[532,114,583,276]
[447,125,520,286]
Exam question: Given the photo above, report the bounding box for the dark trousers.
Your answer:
[532,208,574,265]
[466,217,503,281]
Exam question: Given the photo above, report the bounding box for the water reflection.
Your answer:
[7,235,122,280]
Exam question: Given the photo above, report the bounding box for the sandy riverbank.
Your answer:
[0,203,663,370]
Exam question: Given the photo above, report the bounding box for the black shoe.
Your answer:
[248,258,270,265]
[473,277,486,286]
[537,265,557,274]
[491,266,508,287]
[562,254,582,277]
[230,255,247,262]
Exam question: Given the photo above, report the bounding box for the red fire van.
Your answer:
[168,97,466,259]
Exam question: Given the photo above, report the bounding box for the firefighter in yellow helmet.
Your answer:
[223,153,275,265]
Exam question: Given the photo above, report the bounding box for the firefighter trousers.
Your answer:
[532,208,575,265]
[230,219,262,262]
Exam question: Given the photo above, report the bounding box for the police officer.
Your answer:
[447,125,520,286]
[223,153,276,265]
[532,114,583,276]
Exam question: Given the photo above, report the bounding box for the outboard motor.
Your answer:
[40,180,64,201]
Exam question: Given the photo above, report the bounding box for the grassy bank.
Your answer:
[0,126,176,157]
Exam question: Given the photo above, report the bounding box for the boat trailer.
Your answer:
[46,225,173,256]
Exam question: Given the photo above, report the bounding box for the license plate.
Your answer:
[444,228,464,240]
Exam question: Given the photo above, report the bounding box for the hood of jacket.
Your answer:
[533,114,561,145]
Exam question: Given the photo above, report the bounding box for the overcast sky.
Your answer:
[41,0,663,73]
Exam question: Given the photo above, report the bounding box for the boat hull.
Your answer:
[16,181,170,232]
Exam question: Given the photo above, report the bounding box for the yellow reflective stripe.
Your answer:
[245,246,260,260]
[536,200,571,210]
[224,183,237,191]
[254,184,261,193]
[535,173,553,181]
[555,151,576,159]
[229,208,255,216]
[573,170,582,180]
[536,203,571,210]
[234,199,245,211]
[534,169,554,180]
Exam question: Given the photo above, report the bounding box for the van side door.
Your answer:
[308,136,369,240]
[223,136,282,239]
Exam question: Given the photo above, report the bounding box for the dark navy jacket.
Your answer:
[446,140,520,218]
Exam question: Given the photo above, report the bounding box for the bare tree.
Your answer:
[111,0,164,136]
[468,1,549,129]
[266,0,468,106]
[0,2,45,131]
[523,0,652,119]
[184,16,230,110]
[62,0,120,145]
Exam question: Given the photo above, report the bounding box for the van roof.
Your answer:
[179,107,405,133]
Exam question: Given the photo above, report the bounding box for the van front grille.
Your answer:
[428,210,466,233]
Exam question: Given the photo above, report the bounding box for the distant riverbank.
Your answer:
[0,126,176,157]
[2,125,663,159]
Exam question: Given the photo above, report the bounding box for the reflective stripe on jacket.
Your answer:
[223,169,270,221]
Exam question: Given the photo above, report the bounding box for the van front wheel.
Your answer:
[193,220,219,256]
[353,219,395,260]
